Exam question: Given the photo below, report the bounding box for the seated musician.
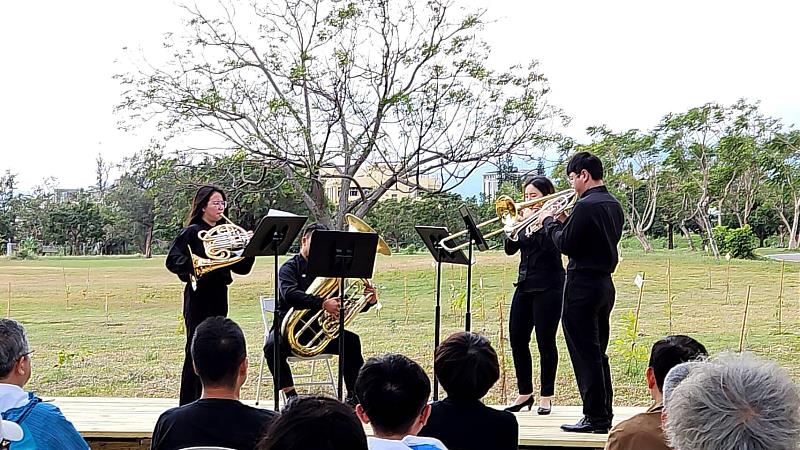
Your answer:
[263,223,376,406]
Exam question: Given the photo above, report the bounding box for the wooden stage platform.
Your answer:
[52,397,645,449]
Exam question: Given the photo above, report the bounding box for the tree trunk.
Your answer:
[633,228,653,253]
[679,222,695,251]
[667,223,674,250]
[789,200,800,250]
[144,225,153,259]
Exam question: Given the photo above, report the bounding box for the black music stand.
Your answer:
[307,230,379,401]
[458,204,489,332]
[245,210,307,411]
[415,225,470,401]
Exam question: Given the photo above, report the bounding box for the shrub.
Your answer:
[713,225,757,259]
[14,237,39,260]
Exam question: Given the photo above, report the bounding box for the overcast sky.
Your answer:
[1,0,798,195]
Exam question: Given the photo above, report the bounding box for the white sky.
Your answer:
[1,0,798,195]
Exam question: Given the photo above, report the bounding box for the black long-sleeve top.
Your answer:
[165,220,255,288]
[276,254,325,321]
[276,253,375,326]
[542,185,624,274]
[419,397,519,450]
[504,226,564,291]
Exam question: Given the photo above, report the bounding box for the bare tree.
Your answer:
[116,0,566,228]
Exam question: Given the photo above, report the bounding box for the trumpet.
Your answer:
[438,189,575,252]
[504,189,576,241]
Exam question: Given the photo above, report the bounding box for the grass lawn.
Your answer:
[0,248,798,407]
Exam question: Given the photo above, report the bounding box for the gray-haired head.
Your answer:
[0,319,29,378]
[662,361,701,409]
[664,352,800,450]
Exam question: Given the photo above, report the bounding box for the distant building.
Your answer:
[322,165,441,203]
[54,188,82,202]
[482,167,540,200]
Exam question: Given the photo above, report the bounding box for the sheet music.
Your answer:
[266,208,299,217]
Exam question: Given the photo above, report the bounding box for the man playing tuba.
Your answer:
[263,222,377,406]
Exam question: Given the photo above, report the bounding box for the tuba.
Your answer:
[190,213,251,281]
[282,214,391,357]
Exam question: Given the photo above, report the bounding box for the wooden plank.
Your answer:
[52,397,646,448]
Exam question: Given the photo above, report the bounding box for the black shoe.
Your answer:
[537,399,552,415]
[560,417,610,434]
[504,395,534,412]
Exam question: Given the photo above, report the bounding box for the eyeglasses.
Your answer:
[209,201,227,208]
[16,350,34,362]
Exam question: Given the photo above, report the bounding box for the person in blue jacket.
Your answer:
[0,319,88,449]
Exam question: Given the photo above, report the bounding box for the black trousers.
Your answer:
[562,271,615,422]
[509,286,563,397]
[264,328,364,397]
[180,283,228,405]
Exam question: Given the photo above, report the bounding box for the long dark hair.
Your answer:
[184,185,227,226]
[522,175,556,196]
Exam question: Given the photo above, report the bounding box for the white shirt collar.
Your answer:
[0,384,29,412]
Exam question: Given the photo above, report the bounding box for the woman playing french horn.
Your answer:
[166,185,255,405]
[503,176,565,415]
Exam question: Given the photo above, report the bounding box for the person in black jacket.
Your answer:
[166,185,255,406]
[263,222,376,405]
[419,332,518,450]
[537,152,624,433]
[151,317,277,450]
[503,176,565,415]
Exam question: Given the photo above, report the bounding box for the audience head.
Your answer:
[434,332,499,401]
[664,352,800,450]
[191,316,247,391]
[258,395,367,450]
[647,335,707,398]
[662,361,699,410]
[354,354,431,437]
[0,319,32,387]
[566,151,604,194]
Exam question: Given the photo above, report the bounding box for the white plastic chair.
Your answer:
[255,295,338,405]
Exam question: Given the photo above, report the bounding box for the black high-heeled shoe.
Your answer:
[504,395,534,412]
[537,399,553,415]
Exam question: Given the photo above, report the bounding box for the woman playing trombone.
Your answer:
[503,176,565,414]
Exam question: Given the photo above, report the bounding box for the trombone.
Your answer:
[438,189,576,252]
[505,189,576,241]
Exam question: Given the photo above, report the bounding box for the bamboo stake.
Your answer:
[777,261,785,334]
[725,259,731,304]
[668,295,675,335]
[497,294,507,404]
[403,276,410,325]
[632,273,645,349]
[62,267,69,310]
[738,286,751,352]
[666,259,671,307]
[104,275,110,326]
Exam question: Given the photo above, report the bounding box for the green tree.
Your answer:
[44,193,105,255]
[765,130,800,249]
[117,0,566,229]
[660,103,727,258]
[578,127,660,252]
